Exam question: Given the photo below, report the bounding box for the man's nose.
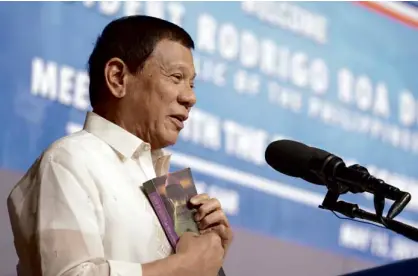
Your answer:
[178,89,197,109]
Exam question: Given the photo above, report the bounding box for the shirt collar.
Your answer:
[83,112,171,171]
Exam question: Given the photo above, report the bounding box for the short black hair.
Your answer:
[87,15,195,107]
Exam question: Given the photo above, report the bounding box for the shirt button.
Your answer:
[143,143,151,151]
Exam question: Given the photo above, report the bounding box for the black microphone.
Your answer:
[265,139,411,219]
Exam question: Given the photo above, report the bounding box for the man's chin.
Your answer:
[160,132,179,148]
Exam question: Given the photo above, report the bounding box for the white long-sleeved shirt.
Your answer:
[7,111,173,276]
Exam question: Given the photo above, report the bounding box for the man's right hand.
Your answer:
[142,231,224,276]
[176,231,224,276]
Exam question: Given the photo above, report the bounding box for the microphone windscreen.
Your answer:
[265,140,313,178]
[265,140,331,185]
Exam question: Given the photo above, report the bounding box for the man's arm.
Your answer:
[11,147,193,276]
[33,148,142,276]
[142,254,188,276]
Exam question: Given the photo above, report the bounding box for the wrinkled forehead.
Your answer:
[150,40,195,71]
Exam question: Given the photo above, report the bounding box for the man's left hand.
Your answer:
[189,194,233,255]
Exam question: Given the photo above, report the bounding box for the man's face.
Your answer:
[123,39,196,149]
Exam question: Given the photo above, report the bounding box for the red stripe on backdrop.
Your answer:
[356,1,418,29]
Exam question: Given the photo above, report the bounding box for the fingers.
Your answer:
[197,209,229,229]
[190,193,210,205]
[201,225,232,255]
[189,194,233,253]
[193,198,222,222]
[200,224,229,241]
[205,230,222,243]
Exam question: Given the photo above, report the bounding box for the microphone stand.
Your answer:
[319,190,418,243]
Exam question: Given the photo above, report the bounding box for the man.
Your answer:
[7,15,233,276]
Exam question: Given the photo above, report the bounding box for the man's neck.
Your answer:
[92,104,130,132]
[91,105,160,150]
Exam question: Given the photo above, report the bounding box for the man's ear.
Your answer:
[104,58,129,98]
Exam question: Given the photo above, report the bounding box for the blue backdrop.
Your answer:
[1,1,418,265]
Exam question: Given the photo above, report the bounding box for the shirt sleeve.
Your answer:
[34,148,143,276]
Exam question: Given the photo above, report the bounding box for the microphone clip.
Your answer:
[317,161,411,220]
[316,155,349,195]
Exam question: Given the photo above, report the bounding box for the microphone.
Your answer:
[265,139,411,219]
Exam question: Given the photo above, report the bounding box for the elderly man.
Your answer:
[7,15,233,276]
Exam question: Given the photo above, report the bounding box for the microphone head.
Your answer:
[265,139,331,185]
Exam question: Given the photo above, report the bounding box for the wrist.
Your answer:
[142,252,193,276]
[173,251,198,275]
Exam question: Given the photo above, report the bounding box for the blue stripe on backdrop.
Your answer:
[1,1,418,265]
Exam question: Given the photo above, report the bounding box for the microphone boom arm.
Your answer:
[319,190,418,243]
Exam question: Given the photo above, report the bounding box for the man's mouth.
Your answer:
[170,115,186,129]
[171,114,188,122]
[171,115,186,122]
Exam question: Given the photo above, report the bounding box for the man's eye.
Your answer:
[172,74,182,82]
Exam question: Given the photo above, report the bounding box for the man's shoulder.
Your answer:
[7,131,92,207]
[8,130,102,199]
[34,129,113,172]
[42,130,95,162]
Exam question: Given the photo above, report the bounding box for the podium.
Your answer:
[341,258,418,276]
